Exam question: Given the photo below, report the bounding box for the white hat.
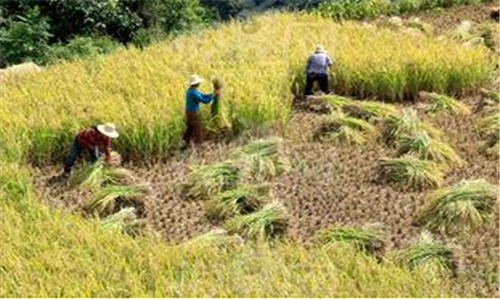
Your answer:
[315,45,325,53]
[97,123,119,138]
[187,74,203,87]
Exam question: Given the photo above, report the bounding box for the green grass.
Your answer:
[416,180,497,234]
[317,225,385,256]
[379,156,444,189]
[225,201,288,241]
[396,132,463,166]
[395,232,456,276]
[183,162,240,199]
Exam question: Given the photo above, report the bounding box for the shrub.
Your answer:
[49,36,120,62]
[415,180,497,234]
[379,156,444,189]
[225,201,288,241]
[0,7,52,67]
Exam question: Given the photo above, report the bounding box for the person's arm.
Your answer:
[103,138,111,161]
[193,89,214,104]
[327,55,333,67]
[306,56,313,72]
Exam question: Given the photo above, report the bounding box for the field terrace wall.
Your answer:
[0,13,493,165]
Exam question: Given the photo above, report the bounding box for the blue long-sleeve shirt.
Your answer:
[185,88,214,112]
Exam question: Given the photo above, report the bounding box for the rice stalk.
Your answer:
[383,108,441,145]
[85,184,146,215]
[343,100,399,120]
[415,180,498,234]
[225,201,288,241]
[379,156,444,189]
[420,92,471,115]
[315,113,377,145]
[317,225,385,256]
[396,231,457,276]
[183,162,240,199]
[100,207,144,236]
[234,137,290,180]
[396,132,463,166]
[205,185,269,220]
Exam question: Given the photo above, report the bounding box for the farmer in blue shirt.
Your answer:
[305,45,333,96]
[183,74,220,147]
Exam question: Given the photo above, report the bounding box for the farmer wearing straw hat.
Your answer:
[61,123,119,177]
[304,45,333,96]
[182,74,221,147]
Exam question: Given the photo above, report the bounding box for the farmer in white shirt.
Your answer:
[305,45,333,96]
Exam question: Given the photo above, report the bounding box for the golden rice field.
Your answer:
[0,13,493,165]
[1,9,498,298]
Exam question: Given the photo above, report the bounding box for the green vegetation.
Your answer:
[316,0,495,21]
[383,108,441,145]
[416,180,497,234]
[100,207,144,235]
[420,92,471,115]
[316,113,377,145]
[184,162,240,199]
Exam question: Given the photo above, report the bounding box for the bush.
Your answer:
[0,7,52,67]
[49,36,120,62]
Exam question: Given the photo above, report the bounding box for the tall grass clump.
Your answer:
[183,162,239,199]
[225,201,288,241]
[205,185,269,220]
[233,137,289,180]
[415,180,497,234]
[1,13,492,164]
[317,225,385,257]
[396,132,463,166]
[379,156,444,189]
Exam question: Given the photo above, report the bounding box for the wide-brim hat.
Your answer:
[97,123,119,138]
[315,45,325,53]
[187,74,204,87]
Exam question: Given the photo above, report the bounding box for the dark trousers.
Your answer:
[305,73,329,96]
[64,138,100,172]
[183,111,204,145]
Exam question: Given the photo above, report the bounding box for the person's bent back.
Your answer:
[305,45,333,96]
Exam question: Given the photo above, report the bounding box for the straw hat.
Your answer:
[187,74,204,87]
[315,45,325,53]
[97,123,119,138]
